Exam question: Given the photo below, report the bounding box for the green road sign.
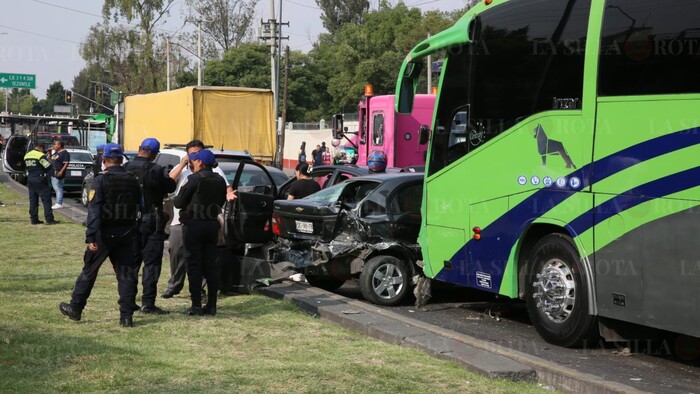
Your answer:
[0,73,36,89]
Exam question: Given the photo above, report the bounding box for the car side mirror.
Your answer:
[419,125,430,145]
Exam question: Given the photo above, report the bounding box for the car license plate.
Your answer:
[295,220,313,234]
[70,170,82,177]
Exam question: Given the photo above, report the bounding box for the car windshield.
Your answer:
[69,152,93,162]
[303,182,346,202]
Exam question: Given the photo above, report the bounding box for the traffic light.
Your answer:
[95,85,103,100]
[64,90,72,104]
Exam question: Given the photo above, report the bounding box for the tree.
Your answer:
[308,2,463,116]
[184,0,259,60]
[315,0,370,35]
[204,43,271,88]
[7,89,37,114]
[31,81,67,115]
[79,0,176,95]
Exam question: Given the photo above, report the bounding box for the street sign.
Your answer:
[53,105,72,114]
[0,73,36,89]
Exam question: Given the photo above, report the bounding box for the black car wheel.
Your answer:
[305,275,345,292]
[525,234,599,348]
[81,183,89,207]
[359,255,412,306]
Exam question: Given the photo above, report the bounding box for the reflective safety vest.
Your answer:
[24,149,51,177]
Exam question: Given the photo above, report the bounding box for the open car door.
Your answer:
[224,161,278,245]
[2,135,29,183]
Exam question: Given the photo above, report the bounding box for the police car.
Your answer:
[62,147,94,193]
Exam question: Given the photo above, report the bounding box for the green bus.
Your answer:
[396,0,700,347]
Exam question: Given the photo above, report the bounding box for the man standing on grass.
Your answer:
[50,140,70,209]
[173,149,226,316]
[23,144,58,225]
[59,143,141,327]
[125,138,176,315]
[161,139,235,299]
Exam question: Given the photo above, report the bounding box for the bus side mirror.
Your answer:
[396,61,423,114]
[419,125,430,145]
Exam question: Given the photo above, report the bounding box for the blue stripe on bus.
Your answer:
[568,166,700,235]
[436,126,700,292]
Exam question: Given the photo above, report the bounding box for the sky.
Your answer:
[0,0,469,99]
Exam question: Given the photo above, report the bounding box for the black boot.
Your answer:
[59,302,81,321]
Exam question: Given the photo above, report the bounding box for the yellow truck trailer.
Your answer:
[120,86,275,162]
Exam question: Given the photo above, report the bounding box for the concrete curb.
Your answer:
[257,282,645,393]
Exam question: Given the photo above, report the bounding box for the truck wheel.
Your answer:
[359,255,411,306]
[305,275,345,292]
[525,234,599,348]
[81,184,89,207]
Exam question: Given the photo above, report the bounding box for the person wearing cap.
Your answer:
[93,144,105,175]
[287,162,321,200]
[367,150,387,173]
[59,143,142,327]
[173,149,226,316]
[124,138,176,315]
[162,139,235,299]
[24,143,58,225]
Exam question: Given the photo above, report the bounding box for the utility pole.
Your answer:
[166,36,171,91]
[197,20,202,86]
[427,34,432,94]
[259,0,288,167]
[279,45,290,169]
[271,0,277,119]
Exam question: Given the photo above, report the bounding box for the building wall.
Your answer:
[281,121,359,169]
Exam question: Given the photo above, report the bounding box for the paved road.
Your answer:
[334,280,700,394]
[3,167,699,392]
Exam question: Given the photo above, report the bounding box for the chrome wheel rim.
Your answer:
[532,258,576,323]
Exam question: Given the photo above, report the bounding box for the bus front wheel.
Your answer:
[525,234,598,348]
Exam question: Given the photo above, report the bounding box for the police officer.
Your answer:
[173,149,226,316]
[24,143,58,225]
[125,138,176,314]
[59,143,142,327]
[93,144,105,174]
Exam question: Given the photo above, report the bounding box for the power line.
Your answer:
[409,0,443,7]
[0,24,80,44]
[32,0,180,35]
[31,0,102,18]
[286,0,321,10]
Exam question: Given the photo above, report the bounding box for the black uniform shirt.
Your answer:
[86,166,141,244]
[124,156,176,214]
[173,169,226,222]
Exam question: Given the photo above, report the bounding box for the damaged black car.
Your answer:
[270,173,424,306]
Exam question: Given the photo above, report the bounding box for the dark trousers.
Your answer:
[134,215,165,307]
[27,176,54,222]
[69,232,139,318]
[183,220,219,309]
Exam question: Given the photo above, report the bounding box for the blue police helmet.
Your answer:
[368,150,387,173]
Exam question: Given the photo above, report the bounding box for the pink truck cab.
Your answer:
[333,87,435,168]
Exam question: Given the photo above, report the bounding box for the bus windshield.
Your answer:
[429,0,590,176]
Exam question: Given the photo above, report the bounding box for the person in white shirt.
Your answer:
[162,140,235,298]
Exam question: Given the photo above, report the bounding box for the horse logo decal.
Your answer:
[533,124,576,169]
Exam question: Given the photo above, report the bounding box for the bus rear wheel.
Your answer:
[525,234,598,348]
